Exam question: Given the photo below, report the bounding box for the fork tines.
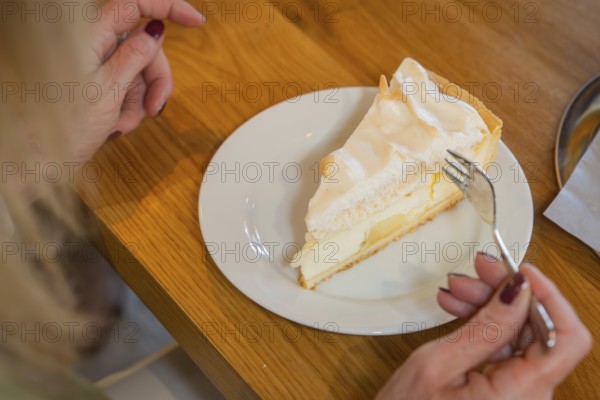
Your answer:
[443,150,472,189]
[445,149,493,182]
[443,159,468,183]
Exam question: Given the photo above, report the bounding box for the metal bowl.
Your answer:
[555,73,600,188]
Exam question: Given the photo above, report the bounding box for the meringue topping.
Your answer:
[305,58,489,239]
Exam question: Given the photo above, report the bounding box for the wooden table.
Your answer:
[77,1,600,398]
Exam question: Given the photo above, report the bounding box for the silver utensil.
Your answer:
[443,149,556,350]
[554,73,600,258]
[555,73,600,189]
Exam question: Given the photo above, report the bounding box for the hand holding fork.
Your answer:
[443,149,556,349]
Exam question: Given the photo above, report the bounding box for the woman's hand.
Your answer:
[376,254,592,399]
[70,0,205,163]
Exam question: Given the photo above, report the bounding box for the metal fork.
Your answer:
[443,149,556,350]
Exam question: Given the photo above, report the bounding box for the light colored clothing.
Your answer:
[0,356,107,400]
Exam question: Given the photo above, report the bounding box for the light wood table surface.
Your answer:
[77,1,600,398]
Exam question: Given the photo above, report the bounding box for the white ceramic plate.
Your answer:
[199,87,533,335]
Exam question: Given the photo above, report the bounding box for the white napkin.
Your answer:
[544,133,600,252]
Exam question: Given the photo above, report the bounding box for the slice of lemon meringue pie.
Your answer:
[291,58,502,289]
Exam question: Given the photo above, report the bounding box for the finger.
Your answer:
[102,20,165,99]
[488,343,514,363]
[516,323,536,351]
[422,272,531,387]
[142,48,172,116]
[455,265,591,397]
[523,264,583,330]
[112,76,148,135]
[475,252,509,288]
[440,370,492,399]
[451,357,531,399]
[437,288,477,318]
[94,0,205,57]
[437,254,506,319]
[486,323,535,363]
[104,0,205,33]
[447,273,494,307]
[521,264,592,382]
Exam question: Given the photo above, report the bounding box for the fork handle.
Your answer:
[529,297,556,349]
[495,233,556,349]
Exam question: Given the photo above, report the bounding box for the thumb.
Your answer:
[426,271,532,386]
[102,20,165,98]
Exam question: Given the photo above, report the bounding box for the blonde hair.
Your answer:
[0,0,95,371]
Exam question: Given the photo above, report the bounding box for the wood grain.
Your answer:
[76,0,600,398]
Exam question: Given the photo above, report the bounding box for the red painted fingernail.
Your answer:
[108,130,122,141]
[499,273,526,305]
[157,101,167,116]
[439,287,450,293]
[477,251,500,261]
[145,20,165,40]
